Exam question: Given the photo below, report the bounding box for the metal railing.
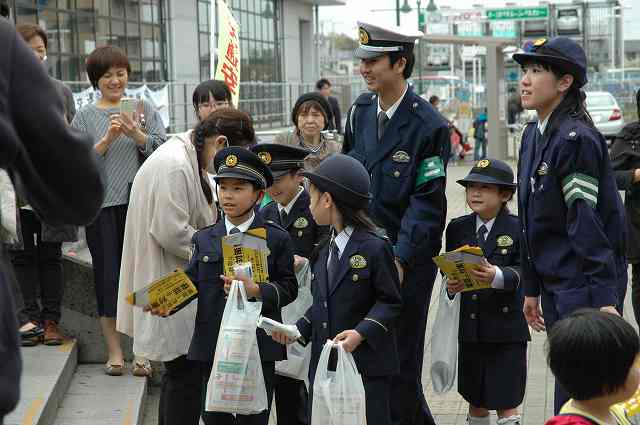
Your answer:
[65,80,366,133]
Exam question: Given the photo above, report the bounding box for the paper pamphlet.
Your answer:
[126,269,197,312]
[621,387,640,418]
[433,245,492,292]
[257,316,302,339]
[222,228,270,283]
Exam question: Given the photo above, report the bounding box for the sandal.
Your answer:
[132,360,153,377]
[104,363,124,376]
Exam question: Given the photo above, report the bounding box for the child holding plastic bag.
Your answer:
[252,143,329,425]
[148,147,298,425]
[444,159,530,425]
[271,154,402,425]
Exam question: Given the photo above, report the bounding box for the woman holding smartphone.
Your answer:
[71,45,166,376]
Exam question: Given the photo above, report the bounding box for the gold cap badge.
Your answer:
[257,152,272,165]
[477,159,490,168]
[358,28,370,45]
[225,154,238,167]
[533,38,547,47]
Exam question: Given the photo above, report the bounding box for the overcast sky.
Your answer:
[318,0,640,40]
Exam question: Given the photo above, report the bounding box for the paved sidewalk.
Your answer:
[424,162,636,425]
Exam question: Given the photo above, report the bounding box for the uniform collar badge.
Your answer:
[392,150,411,163]
[293,217,309,229]
[349,254,367,269]
[497,235,514,247]
[537,162,549,176]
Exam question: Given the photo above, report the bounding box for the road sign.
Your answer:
[486,7,548,21]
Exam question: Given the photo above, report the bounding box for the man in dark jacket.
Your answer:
[316,78,342,133]
[610,89,640,325]
[0,18,103,423]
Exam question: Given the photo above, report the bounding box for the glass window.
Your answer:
[129,58,142,80]
[141,23,154,58]
[95,0,109,17]
[96,18,110,44]
[111,0,125,18]
[126,0,139,20]
[57,0,74,8]
[16,6,38,24]
[59,55,77,81]
[140,0,153,22]
[38,9,58,52]
[58,13,76,55]
[111,19,126,49]
[77,12,95,54]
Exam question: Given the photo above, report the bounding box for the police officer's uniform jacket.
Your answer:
[295,227,402,382]
[343,86,449,265]
[518,113,626,311]
[261,188,329,259]
[445,208,530,343]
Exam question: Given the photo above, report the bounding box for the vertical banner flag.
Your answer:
[214,0,241,107]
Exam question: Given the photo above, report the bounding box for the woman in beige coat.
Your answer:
[117,107,255,425]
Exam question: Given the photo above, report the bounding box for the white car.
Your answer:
[557,9,580,35]
[585,91,625,139]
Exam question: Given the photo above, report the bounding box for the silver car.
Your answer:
[585,91,625,139]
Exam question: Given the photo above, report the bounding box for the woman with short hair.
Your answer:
[71,45,166,376]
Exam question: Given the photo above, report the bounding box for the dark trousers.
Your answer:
[0,252,21,423]
[390,262,437,425]
[2,244,28,327]
[274,375,308,425]
[540,289,568,415]
[85,205,127,317]
[10,209,63,323]
[200,360,276,425]
[159,355,202,425]
[631,263,640,326]
[473,138,487,160]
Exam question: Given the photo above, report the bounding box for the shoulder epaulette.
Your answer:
[264,220,286,232]
[355,91,376,105]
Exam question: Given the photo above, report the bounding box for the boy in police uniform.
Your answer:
[343,21,449,425]
[446,159,530,425]
[251,143,328,425]
[179,147,298,425]
[513,37,627,413]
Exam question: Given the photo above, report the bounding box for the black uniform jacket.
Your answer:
[185,214,298,362]
[260,189,329,259]
[296,228,402,381]
[445,209,530,343]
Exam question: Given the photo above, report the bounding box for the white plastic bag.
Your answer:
[430,278,461,394]
[312,341,367,425]
[205,280,268,414]
[276,259,313,382]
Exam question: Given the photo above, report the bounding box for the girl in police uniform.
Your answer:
[445,159,530,425]
[271,153,402,425]
[513,37,627,413]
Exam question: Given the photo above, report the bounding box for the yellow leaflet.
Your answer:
[433,246,492,292]
[126,269,197,312]
[222,227,270,283]
[620,384,640,417]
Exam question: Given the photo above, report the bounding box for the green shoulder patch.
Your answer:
[415,156,445,188]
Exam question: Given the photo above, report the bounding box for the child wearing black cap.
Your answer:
[251,143,329,425]
[444,159,530,425]
[148,146,298,425]
[270,153,402,425]
[544,309,638,425]
[513,37,626,413]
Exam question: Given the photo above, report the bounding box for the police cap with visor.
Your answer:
[302,154,371,210]
[213,146,273,189]
[512,37,588,87]
[457,159,516,189]
[250,143,311,178]
[354,21,423,60]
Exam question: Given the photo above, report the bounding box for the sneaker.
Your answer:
[21,321,44,347]
[43,320,64,346]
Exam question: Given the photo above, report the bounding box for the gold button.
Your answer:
[298,230,303,237]
[502,306,509,313]
[394,171,400,178]
[501,249,508,255]
[203,256,209,263]
[311,273,315,280]
[322,322,327,329]
[471,294,478,301]
[352,274,359,282]
[470,313,477,319]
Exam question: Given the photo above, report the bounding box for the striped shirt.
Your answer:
[71,101,166,208]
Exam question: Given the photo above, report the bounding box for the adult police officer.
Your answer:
[513,37,627,414]
[343,21,449,425]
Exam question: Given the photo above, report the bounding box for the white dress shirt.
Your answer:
[475,216,505,289]
[225,211,256,235]
[377,84,409,121]
[278,186,304,216]
[327,226,354,266]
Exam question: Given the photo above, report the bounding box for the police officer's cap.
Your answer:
[355,21,423,60]
[457,159,516,189]
[250,143,311,178]
[512,37,588,87]
[213,147,273,189]
[302,154,372,209]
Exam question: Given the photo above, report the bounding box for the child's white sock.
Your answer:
[497,415,521,425]
[467,415,491,425]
